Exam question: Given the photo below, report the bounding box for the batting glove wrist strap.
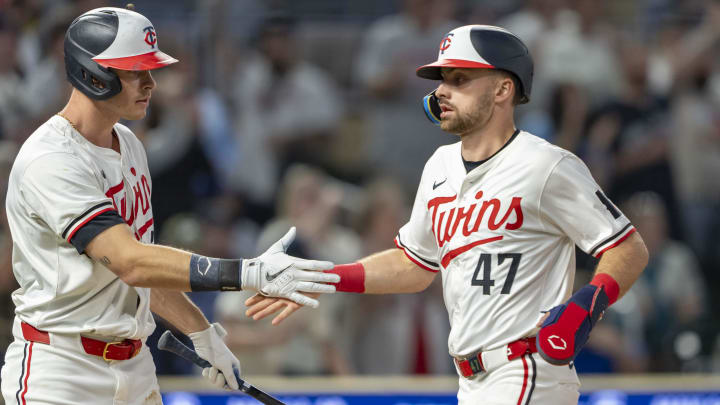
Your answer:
[323,262,365,293]
[589,272,619,305]
[189,255,242,292]
[537,284,610,365]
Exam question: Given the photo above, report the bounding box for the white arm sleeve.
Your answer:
[539,155,635,258]
[395,162,441,272]
[21,153,119,244]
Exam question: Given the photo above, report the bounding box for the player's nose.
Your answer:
[435,82,450,100]
[141,71,156,91]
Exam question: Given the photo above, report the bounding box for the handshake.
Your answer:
[239,226,339,308]
[189,226,338,391]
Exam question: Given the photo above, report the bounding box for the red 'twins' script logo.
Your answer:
[105,167,153,241]
[430,191,523,267]
[429,191,524,248]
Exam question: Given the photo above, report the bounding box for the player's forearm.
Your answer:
[122,243,250,292]
[86,224,194,290]
[593,231,649,299]
[537,231,649,364]
[87,224,247,291]
[150,288,210,334]
[337,249,435,294]
[116,242,194,290]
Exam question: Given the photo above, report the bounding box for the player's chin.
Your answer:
[440,120,461,135]
[126,105,149,120]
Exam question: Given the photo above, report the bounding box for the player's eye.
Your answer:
[442,75,464,87]
[451,76,466,86]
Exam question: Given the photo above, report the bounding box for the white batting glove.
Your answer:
[188,323,240,390]
[241,227,339,308]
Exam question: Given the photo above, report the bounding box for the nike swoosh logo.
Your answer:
[265,267,289,282]
[433,179,447,190]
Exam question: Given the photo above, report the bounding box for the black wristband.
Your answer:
[189,254,243,291]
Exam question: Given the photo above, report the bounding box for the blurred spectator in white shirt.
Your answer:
[354,0,459,192]
[532,0,622,109]
[230,15,344,206]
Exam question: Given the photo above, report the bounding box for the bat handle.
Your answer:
[157,331,286,405]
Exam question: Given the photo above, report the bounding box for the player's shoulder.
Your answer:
[13,116,82,173]
[113,122,142,147]
[516,131,574,159]
[113,122,148,160]
[512,131,579,169]
[420,141,460,177]
[427,141,461,165]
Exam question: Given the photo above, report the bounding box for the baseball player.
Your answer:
[0,7,339,405]
[246,25,649,404]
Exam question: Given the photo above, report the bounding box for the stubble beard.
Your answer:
[440,92,494,136]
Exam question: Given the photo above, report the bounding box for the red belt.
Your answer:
[455,336,538,378]
[21,322,142,361]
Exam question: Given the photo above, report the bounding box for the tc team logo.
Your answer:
[143,26,157,48]
[440,33,454,54]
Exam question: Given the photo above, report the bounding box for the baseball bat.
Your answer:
[157,330,285,405]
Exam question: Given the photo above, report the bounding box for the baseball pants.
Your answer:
[1,318,161,405]
[457,352,580,405]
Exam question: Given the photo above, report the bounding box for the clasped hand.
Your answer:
[240,227,338,308]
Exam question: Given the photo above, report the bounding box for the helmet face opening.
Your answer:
[64,7,178,100]
[416,25,533,105]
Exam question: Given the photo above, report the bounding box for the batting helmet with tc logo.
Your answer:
[417,25,533,124]
[64,7,178,100]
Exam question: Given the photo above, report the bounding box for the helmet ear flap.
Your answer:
[64,30,123,100]
[423,89,442,125]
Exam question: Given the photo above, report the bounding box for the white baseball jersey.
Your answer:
[395,130,635,358]
[5,115,156,339]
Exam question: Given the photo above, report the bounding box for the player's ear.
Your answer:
[495,76,513,103]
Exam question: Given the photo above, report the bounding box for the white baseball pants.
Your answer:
[1,318,162,405]
[457,352,580,405]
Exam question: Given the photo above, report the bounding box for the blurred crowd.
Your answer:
[1,0,719,379]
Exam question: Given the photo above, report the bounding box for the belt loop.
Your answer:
[21,322,50,345]
[506,338,530,361]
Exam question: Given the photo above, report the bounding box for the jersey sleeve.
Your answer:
[539,155,635,258]
[21,153,125,254]
[395,162,441,272]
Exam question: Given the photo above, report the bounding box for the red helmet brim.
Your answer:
[416,59,495,80]
[93,51,178,71]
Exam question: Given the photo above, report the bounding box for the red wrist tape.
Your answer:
[590,273,619,305]
[324,262,365,293]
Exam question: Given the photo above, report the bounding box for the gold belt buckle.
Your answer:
[102,341,122,362]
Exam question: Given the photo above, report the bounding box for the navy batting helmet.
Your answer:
[64,7,178,100]
[417,25,533,124]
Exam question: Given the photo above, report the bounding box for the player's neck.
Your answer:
[459,115,516,162]
[59,91,120,150]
